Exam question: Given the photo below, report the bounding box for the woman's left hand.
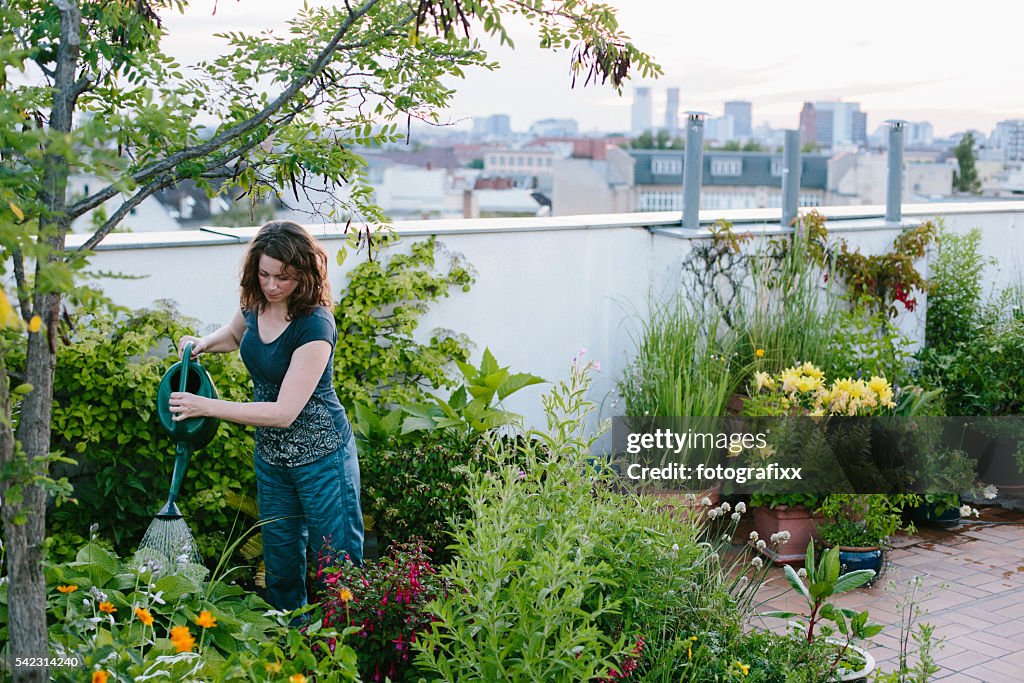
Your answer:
[169,392,209,421]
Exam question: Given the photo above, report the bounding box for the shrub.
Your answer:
[359,438,487,561]
[39,302,257,564]
[333,235,474,412]
[925,226,990,352]
[315,541,448,682]
[415,357,765,681]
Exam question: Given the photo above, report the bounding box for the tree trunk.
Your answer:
[1,2,82,679]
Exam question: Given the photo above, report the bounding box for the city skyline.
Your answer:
[161,0,1023,138]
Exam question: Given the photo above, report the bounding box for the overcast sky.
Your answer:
[162,0,1024,137]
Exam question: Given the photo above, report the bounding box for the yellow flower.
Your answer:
[755,348,764,358]
[169,625,196,653]
[264,662,283,674]
[339,587,354,603]
[135,606,154,626]
[99,601,117,614]
[56,584,78,594]
[735,660,750,676]
[753,371,774,393]
[195,610,217,629]
[28,315,42,333]
[686,635,698,660]
[92,671,109,683]
[290,675,307,683]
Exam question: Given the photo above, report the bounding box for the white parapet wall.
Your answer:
[63,201,1024,429]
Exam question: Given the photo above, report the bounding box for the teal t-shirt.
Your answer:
[239,306,352,467]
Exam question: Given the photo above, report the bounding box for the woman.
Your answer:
[169,220,363,612]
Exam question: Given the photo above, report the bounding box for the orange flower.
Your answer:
[755,348,765,358]
[135,606,154,626]
[195,610,217,629]
[338,587,353,603]
[169,625,195,653]
[56,585,78,594]
[289,675,307,683]
[98,601,117,614]
[92,671,109,683]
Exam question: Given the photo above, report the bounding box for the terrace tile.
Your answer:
[753,505,1024,680]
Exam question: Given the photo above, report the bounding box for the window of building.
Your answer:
[527,157,534,167]
[651,157,682,175]
[710,157,742,176]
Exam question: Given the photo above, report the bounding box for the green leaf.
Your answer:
[496,372,545,400]
[782,564,810,601]
[833,569,876,593]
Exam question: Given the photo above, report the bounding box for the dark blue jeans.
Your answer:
[254,433,363,612]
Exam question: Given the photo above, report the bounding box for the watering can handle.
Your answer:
[179,342,193,393]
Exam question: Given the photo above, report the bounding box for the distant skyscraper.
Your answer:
[906,122,935,146]
[631,87,653,135]
[724,100,752,138]
[799,102,817,146]
[472,114,512,139]
[665,88,680,134]
[813,101,867,147]
[993,120,1024,161]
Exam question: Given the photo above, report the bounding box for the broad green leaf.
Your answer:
[782,564,810,601]
[833,569,875,593]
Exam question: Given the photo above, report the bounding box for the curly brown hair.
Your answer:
[239,221,333,319]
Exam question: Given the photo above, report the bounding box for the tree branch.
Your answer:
[12,247,31,321]
[67,0,384,221]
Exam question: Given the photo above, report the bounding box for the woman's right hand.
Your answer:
[178,335,207,359]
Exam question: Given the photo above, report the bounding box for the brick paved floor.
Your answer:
[751,505,1024,682]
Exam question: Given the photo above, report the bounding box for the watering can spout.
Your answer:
[156,500,183,519]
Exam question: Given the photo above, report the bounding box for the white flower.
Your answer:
[756,540,767,550]
[751,557,763,568]
[959,504,980,518]
[707,509,720,519]
[149,590,166,606]
[982,485,998,500]
[770,531,791,545]
[749,531,759,542]
[737,575,749,587]
[731,512,741,521]
[721,502,731,513]
[700,497,712,507]
[722,533,730,541]
[671,543,679,552]
[797,567,808,578]
[735,502,747,514]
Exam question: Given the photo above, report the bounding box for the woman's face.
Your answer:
[258,253,299,304]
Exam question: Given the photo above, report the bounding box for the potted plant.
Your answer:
[816,494,920,580]
[909,447,983,528]
[743,363,900,566]
[764,539,883,682]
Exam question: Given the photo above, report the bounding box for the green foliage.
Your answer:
[920,316,1024,415]
[628,129,684,150]
[764,539,883,645]
[398,348,545,442]
[39,302,257,564]
[816,494,920,548]
[925,226,990,352]
[618,294,740,417]
[822,303,913,380]
[953,132,982,194]
[416,361,698,680]
[360,438,488,560]
[333,235,475,411]
[17,540,360,681]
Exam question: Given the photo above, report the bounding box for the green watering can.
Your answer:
[154,342,219,518]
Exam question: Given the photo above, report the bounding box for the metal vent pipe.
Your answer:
[682,111,707,229]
